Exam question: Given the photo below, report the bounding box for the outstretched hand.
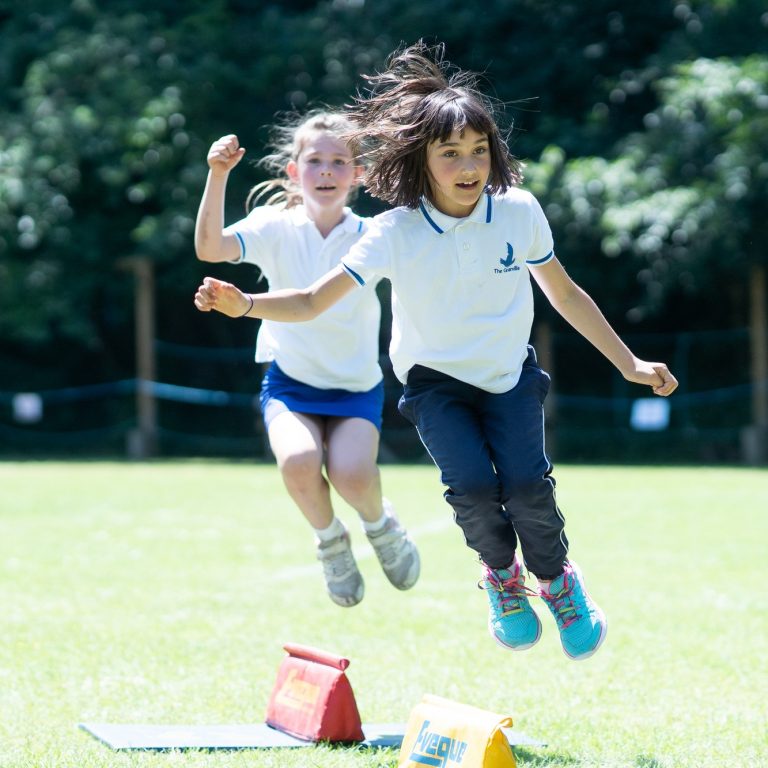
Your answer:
[194,277,251,318]
[625,360,678,397]
[207,134,246,176]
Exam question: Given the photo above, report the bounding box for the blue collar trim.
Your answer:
[419,200,444,234]
[419,193,493,233]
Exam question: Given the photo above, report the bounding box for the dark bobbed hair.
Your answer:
[347,41,523,209]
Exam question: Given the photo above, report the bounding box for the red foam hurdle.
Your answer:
[265,643,364,743]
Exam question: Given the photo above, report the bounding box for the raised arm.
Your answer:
[194,135,246,263]
[194,265,358,322]
[531,257,678,396]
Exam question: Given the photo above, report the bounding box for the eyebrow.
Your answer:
[304,151,352,159]
[435,137,489,147]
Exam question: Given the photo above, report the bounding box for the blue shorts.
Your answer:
[259,362,384,430]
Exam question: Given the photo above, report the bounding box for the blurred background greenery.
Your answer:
[0,0,766,464]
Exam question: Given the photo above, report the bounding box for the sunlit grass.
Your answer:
[1,462,766,767]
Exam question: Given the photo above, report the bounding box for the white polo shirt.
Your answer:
[341,188,554,394]
[225,205,382,391]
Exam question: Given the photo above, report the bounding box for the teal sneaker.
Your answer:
[539,561,607,660]
[481,559,542,651]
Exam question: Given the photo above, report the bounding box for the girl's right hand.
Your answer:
[194,277,252,318]
[207,134,246,175]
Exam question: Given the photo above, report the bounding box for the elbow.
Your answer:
[194,227,225,262]
[550,285,582,312]
[302,301,322,322]
[195,241,218,263]
[194,237,207,262]
[299,291,325,321]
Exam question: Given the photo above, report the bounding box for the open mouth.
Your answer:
[316,185,337,191]
[456,180,479,190]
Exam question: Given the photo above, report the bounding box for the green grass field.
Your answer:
[1,461,766,768]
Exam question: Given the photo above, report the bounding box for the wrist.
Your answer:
[617,353,640,379]
[240,293,254,318]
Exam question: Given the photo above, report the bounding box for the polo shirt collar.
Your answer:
[339,208,366,234]
[418,193,494,234]
[290,205,366,235]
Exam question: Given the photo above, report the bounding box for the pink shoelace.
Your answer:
[482,567,538,617]
[539,569,579,629]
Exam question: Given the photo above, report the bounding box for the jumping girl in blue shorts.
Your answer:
[194,111,419,608]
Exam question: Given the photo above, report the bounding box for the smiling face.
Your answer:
[286,131,362,218]
[425,126,492,218]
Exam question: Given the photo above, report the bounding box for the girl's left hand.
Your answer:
[626,360,679,396]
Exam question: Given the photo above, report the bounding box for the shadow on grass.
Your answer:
[635,757,665,768]
[509,748,669,767]
[510,747,580,766]
[339,746,585,768]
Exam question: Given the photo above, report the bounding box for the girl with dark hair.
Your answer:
[194,44,677,660]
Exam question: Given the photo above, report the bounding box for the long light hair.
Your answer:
[347,41,522,209]
[246,109,361,211]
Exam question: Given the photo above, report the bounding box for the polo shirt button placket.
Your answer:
[458,240,479,274]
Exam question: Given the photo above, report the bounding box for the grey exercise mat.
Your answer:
[79,722,545,750]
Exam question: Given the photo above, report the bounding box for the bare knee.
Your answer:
[327,463,377,502]
[278,449,323,489]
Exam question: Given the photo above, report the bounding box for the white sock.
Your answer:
[538,571,564,593]
[362,509,389,534]
[314,517,345,542]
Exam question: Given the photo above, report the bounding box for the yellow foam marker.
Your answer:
[398,694,516,768]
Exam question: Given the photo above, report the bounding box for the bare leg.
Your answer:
[325,416,383,522]
[326,417,420,590]
[267,411,334,529]
[269,411,365,606]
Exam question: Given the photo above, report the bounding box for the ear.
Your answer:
[286,159,300,184]
[351,163,365,187]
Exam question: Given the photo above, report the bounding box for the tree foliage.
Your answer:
[0,0,765,391]
[528,54,768,323]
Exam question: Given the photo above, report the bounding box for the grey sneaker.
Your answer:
[366,501,420,590]
[316,528,364,607]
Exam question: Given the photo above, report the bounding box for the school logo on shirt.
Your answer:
[495,243,520,274]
